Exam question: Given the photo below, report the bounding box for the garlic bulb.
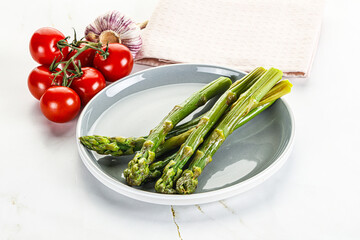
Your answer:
[85,11,142,58]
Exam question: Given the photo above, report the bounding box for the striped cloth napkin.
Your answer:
[135,0,325,77]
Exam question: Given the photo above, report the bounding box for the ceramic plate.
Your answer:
[76,64,295,205]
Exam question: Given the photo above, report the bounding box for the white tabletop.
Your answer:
[1,0,359,239]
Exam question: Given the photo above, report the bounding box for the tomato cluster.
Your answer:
[28,27,134,123]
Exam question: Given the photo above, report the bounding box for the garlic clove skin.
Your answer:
[99,30,121,44]
[85,11,142,58]
[86,31,99,43]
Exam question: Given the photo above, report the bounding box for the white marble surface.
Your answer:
[1,0,360,239]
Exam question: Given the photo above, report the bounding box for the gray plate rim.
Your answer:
[76,63,295,205]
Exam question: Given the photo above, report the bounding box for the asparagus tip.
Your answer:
[124,156,150,186]
[154,167,181,194]
[176,169,198,194]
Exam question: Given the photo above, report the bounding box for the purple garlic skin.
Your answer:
[85,10,142,58]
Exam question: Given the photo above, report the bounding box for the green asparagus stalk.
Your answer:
[79,71,264,157]
[79,111,201,156]
[165,114,203,139]
[156,128,194,156]
[163,77,290,140]
[148,102,277,184]
[176,75,289,194]
[148,152,177,180]
[80,80,292,158]
[81,80,291,189]
[154,67,267,193]
[79,135,146,156]
[145,82,289,183]
[79,125,194,157]
[258,79,292,105]
[123,76,233,186]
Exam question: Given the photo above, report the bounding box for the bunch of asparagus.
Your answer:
[79,67,292,194]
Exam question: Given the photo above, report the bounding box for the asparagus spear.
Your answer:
[148,152,177,180]
[155,78,290,155]
[176,78,291,194]
[165,114,203,139]
[79,111,206,157]
[146,82,291,182]
[154,67,267,193]
[156,128,194,156]
[79,124,194,157]
[79,135,146,156]
[80,79,292,157]
[81,80,291,189]
[79,69,265,157]
[124,76,233,186]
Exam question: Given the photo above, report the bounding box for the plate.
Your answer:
[76,64,295,205]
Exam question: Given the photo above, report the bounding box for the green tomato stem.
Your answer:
[53,39,107,87]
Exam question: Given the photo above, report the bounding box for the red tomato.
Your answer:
[27,65,63,100]
[40,86,81,123]
[63,43,96,70]
[70,67,106,106]
[29,27,69,65]
[93,43,133,82]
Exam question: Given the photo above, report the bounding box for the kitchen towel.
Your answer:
[135,0,325,77]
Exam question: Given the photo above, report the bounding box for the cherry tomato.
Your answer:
[40,86,81,123]
[27,65,63,100]
[93,43,133,82]
[63,43,96,70]
[29,27,69,65]
[70,67,106,106]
